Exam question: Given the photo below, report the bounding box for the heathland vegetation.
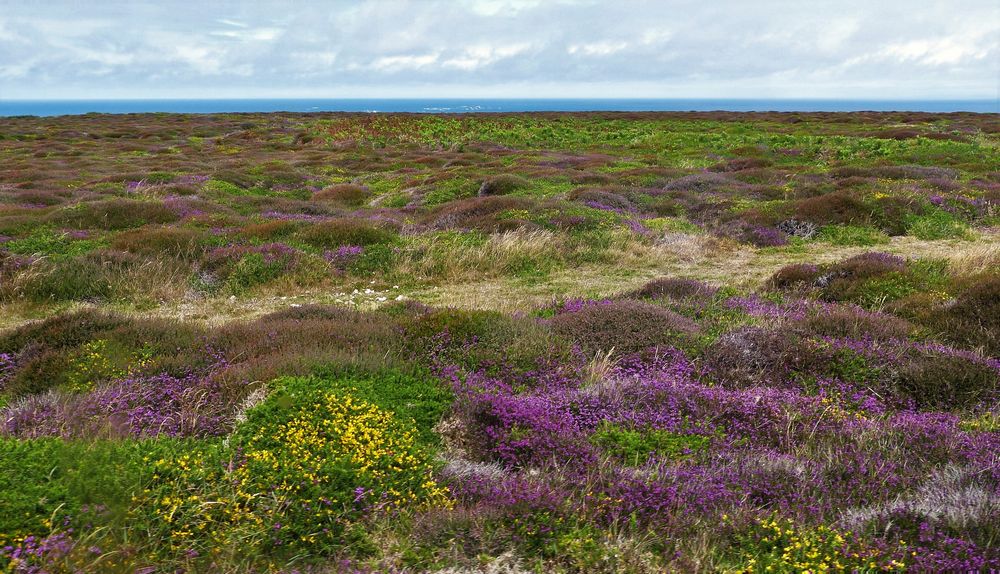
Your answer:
[0,111,998,572]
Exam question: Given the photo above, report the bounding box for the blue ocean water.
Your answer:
[0,98,997,117]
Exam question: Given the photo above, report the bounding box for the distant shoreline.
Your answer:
[2,98,997,117]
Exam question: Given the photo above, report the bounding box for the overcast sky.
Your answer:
[0,0,997,100]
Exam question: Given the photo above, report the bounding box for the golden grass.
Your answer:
[2,231,998,332]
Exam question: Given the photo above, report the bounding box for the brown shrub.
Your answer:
[549,300,699,356]
[708,157,773,172]
[239,220,301,240]
[313,183,370,206]
[624,277,718,300]
[928,275,1000,355]
[703,326,831,388]
[768,264,820,290]
[429,196,534,231]
[46,199,179,230]
[112,227,204,259]
[567,188,636,212]
[893,350,998,409]
[797,306,915,341]
[0,309,126,355]
[794,191,873,225]
[298,219,398,249]
[477,174,530,196]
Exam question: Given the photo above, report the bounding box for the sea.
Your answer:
[0,99,997,117]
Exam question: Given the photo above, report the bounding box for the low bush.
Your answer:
[794,192,873,226]
[298,219,398,249]
[905,209,972,240]
[703,326,830,387]
[590,422,709,465]
[893,349,999,409]
[47,199,179,230]
[815,225,889,246]
[478,174,530,196]
[926,274,1000,355]
[12,250,141,302]
[313,183,370,205]
[238,220,301,240]
[768,263,819,290]
[429,195,534,231]
[796,306,915,341]
[549,300,699,356]
[624,277,718,300]
[201,243,301,293]
[567,188,636,212]
[111,227,204,259]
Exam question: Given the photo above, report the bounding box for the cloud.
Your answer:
[567,41,627,56]
[0,0,996,98]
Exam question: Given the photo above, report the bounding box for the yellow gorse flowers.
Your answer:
[132,381,451,560]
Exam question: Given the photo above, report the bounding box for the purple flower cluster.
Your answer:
[431,323,1000,563]
[124,180,146,193]
[821,335,1000,375]
[163,195,205,218]
[0,353,14,392]
[551,298,615,316]
[174,174,210,185]
[1,531,76,574]
[260,211,332,222]
[724,295,811,320]
[3,372,230,438]
[205,242,300,268]
[323,245,364,272]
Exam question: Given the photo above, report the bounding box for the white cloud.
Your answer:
[370,53,440,72]
[567,40,628,56]
[884,37,991,66]
[0,0,997,99]
[210,27,283,41]
[442,43,531,70]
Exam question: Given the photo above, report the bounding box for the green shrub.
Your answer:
[203,178,246,195]
[298,219,398,250]
[3,227,106,257]
[47,199,178,230]
[111,227,204,259]
[0,438,165,545]
[222,376,451,553]
[727,516,901,573]
[905,209,972,240]
[347,243,398,275]
[298,368,452,447]
[590,422,709,465]
[314,183,370,205]
[816,225,889,246]
[13,251,140,302]
[225,252,286,293]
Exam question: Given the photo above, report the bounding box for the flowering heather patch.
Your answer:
[324,245,364,272]
[2,372,229,438]
[1,111,1000,570]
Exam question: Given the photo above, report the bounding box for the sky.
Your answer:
[0,0,997,100]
